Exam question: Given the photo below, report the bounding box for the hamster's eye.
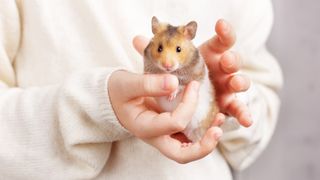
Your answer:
[158,45,163,53]
[176,46,181,53]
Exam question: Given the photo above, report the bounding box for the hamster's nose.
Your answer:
[163,61,172,69]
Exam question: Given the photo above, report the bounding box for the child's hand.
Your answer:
[109,71,193,138]
[108,71,224,163]
[199,19,252,127]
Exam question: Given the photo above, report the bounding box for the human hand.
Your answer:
[199,19,252,127]
[108,70,224,163]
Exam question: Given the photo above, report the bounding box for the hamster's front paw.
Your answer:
[167,89,179,101]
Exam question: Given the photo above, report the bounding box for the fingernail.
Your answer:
[221,20,229,33]
[243,113,253,127]
[163,75,178,90]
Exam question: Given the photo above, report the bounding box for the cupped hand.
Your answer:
[108,70,224,163]
[199,19,252,127]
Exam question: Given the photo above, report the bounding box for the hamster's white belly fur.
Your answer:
[156,68,215,142]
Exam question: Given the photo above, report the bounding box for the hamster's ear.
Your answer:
[184,21,197,40]
[152,16,167,34]
[152,16,160,34]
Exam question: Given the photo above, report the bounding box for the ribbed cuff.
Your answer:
[95,67,131,141]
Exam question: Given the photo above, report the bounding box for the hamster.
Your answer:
[143,16,218,142]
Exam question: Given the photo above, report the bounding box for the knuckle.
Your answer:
[133,130,148,139]
[142,76,152,94]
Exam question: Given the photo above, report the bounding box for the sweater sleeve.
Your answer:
[0,2,129,179]
[218,0,283,171]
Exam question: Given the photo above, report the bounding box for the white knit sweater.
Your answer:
[0,0,283,179]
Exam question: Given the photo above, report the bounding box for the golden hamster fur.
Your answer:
[144,16,218,142]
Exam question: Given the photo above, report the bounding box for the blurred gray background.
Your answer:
[237,0,320,179]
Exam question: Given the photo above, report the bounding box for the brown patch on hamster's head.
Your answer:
[146,16,198,72]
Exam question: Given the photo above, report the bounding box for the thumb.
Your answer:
[110,71,179,100]
[133,35,149,55]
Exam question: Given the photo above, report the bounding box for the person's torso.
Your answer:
[13,1,250,179]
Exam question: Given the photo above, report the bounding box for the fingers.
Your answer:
[109,71,178,100]
[171,81,200,128]
[215,19,236,49]
[133,35,150,55]
[218,51,251,93]
[211,112,226,127]
[149,126,222,164]
[200,19,236,55]
[227,99,252,127]
[133,81,200,138]
[220,51,242,74]
[228,75,251,92]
